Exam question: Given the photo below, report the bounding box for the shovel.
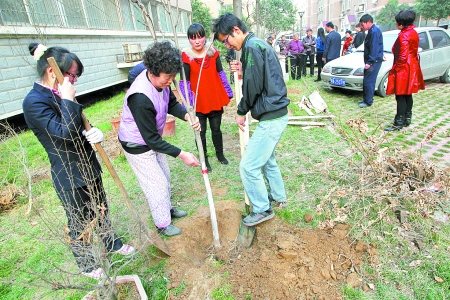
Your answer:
[233,64,256,248]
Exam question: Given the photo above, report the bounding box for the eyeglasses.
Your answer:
[65,72,78,80]
[222,34,230,46]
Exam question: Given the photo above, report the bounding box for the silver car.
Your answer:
[320,27,450,97]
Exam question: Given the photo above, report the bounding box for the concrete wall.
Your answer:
[0,28,190,119]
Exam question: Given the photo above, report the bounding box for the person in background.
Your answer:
[358,14,384,108]
[267,36,274,47]
[323,22,341,63]
[213,13,290,225]
[278,35,290,73]
[384,9,424,131]
[285,33,304,80]
[23,43,134,280]
[342,30,354,56]
[352,23,365,49]
[128,61,146,84]
[314,28,326,82]
[179,23,233,172]
[118,41,201,237]
[301,28,316,76]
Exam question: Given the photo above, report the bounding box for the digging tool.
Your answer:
[232,57,256,248]
[47,57,170,256]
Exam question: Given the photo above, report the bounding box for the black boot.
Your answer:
[212,134,228,165]
[384,115,404,131]
[404,111,412,127]
[204,156,212,172]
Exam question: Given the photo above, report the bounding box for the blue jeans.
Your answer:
[363,62,382,105]
[240,114,288,213]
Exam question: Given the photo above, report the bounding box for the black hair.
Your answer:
[187,23,206,39]
[345,30,352,35]
[360,14,373,23]
[355,22,362,28]
[143,41,181,76]
[395,9,416,27]
[212,13,247,40]
[28,42,84,79]
[317,28,326,42]
[326,22,334,29]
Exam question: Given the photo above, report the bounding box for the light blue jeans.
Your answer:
[240,114,288,213]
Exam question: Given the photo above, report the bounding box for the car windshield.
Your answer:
[355,32,400,53]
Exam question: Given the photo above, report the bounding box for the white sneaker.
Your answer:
[82,267,104,279]
[114,244,135,256]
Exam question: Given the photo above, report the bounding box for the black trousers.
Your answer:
[316,52,324,79]
[290,54,303,80]
[56,177,123,272]
[196,109,225,156]
[396,94,413,116]
[302,52,315,76]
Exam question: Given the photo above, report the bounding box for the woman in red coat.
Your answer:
[385,9,425,131]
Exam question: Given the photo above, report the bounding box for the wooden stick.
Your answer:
[47,57,170,256]
[288,115,335,120]
[287,121,326,126]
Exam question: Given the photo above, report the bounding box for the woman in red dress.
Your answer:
[385,9,425,131]
[179,23,233,171]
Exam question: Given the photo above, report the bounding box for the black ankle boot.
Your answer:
[384,115,404,131]
[204,156,212,172]
[404,111,412,127]
[216,152,228,165]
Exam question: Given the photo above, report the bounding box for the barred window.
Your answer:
[132,4,146,31]
[157,5,168,32]
[119,0,135,31]
[27,0,61,27]
[0,0,30,25]
[61,0,87,28]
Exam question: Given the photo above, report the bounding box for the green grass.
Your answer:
[1,76,450,299]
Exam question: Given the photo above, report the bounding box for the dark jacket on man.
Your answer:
[323,30,341,61]
[364,24,384,65]
[239,32,290,121]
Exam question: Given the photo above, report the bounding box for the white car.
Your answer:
[320,27,450,97]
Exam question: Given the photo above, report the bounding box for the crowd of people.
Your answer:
[21,8,423,280]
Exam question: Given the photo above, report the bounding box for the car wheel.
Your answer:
[376,72,389,97]
[439,65,450,83]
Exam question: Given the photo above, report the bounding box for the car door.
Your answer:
[417,31,433,79]
[429,30,450,77]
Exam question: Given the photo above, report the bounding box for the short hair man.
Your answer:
[358,14,384,108]
[213,13,290,225]
[352,23,365,49]
[322,22,341,63]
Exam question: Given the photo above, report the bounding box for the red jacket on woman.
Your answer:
[387,25,425,95]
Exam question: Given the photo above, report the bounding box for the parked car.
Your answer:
[320,27,450,97]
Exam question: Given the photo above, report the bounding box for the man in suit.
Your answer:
[322,22,341,63]
[358,14,383,108]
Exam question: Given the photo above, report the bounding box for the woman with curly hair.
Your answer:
[118,41,201,236]
[23,43,134,280]
[179,23,233,172]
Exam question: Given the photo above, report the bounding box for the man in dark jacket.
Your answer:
[213,13,290,226]
[352,23,365,49]
[358,14,384,108]
[323,22,341,63]
[128,62,146,83]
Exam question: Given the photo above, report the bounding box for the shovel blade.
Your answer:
[237,220,256,248]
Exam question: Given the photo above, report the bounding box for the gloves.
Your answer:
[82,127,104,145]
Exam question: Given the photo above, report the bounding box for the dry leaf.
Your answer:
[368,283,375,290]
[434,275,444,283]
[409,260,422,267]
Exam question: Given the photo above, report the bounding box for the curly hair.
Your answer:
[143,41,181,76]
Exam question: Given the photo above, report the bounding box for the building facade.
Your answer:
[0,0,192,119]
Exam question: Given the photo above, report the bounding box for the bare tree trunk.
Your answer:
[130,0,157,41]
[233,0,243,19]
[255,0,260,37]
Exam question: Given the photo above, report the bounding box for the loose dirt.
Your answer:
[165,200,372,300]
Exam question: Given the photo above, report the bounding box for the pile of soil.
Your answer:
[165,201,374,300]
